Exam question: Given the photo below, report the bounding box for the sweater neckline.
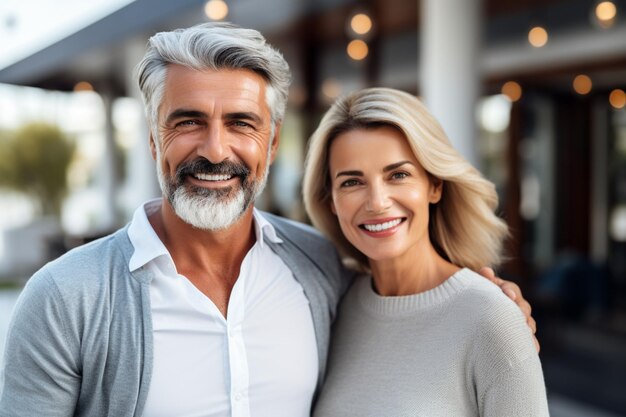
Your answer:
[357,268,476,316]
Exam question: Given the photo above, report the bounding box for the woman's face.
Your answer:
[328,126,442,263]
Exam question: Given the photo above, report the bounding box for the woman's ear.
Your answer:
[330,199,337,215]
[429,177,443,204]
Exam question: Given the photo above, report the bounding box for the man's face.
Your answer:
[152,65,279,230]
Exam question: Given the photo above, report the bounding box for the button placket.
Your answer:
[227,261,251,417]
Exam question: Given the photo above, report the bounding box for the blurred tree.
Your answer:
[0,123,75,217]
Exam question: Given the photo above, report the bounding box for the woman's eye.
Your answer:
[391,172,408,180]
[340,179,360,187]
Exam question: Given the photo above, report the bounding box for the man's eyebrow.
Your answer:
[336,170,363,178]
[383,161,413,172]
[165,109,206,124]
[224,112,262,124]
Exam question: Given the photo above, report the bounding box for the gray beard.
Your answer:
[170,183,250,231]
[156,155,270,231]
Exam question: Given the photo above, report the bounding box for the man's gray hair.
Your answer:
[135,22,291,139]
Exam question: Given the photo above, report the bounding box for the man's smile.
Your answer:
[193,173,234,181]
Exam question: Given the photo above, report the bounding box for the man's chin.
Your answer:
[186,184,236,199]
[171,191,248,231]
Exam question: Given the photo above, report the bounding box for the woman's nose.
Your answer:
[365,183,392,213]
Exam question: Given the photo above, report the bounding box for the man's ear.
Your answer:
[429,177,443,204]
[149,133,158,161]
[268,123,281,164]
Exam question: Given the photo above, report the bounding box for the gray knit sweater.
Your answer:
[313,268,549,417]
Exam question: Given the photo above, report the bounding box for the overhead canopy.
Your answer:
[0,0,355,92]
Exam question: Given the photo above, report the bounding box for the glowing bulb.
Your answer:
[351,13,372,35]
[609,89,626,109]
[205,0,228,20]
[573,75,592,95]
[347,40,368,61]
[594,1,617,28]
[321,79,342,99]
[501,81,522,102]
[528,26,548,48]
[73,81,94,92]
[596,1,617,21]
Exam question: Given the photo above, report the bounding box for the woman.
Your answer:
[303,87,549,416]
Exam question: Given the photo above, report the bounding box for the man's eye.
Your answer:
[176,120,198,127]
[232,120,251,128]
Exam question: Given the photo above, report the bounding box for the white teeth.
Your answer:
[194,173,232,181]
[363,219,402,232]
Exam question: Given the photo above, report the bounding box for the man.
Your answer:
[0,22,535,416]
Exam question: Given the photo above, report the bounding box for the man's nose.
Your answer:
[366,182,392,213]
[198,123,229,163]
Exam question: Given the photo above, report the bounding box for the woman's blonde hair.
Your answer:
[302,87,508,271]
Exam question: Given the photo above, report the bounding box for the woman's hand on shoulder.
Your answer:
[478,266,539,353]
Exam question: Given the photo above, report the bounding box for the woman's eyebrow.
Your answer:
[335,161,414,178]
[335,170,363,178]
[383,161,413,172]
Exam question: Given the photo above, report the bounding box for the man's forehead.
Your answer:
[165,64,267,93]
[160,65,270,117]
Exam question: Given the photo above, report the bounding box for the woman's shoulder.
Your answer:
[452,269,521,316]
[453,269,537,367]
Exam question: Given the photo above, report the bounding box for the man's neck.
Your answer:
[148,198,257,317]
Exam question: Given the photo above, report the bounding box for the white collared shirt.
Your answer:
[128,200,318,417]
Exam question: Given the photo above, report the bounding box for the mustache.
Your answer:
[175,159,250,183]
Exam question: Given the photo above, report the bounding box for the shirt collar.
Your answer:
[252,207,283,248]
[127,199,170,272]
[127,200,283,271]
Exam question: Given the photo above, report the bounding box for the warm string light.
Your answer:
[609,89,626,109]
[595,1,617,28]
[573,75,592,95]
[345,11,372,61]
[205,0,228,20]
[528,26,548,47]
[321,78,342,100]
[347,39,368,61]
[501,81,522,102]
[73,81,94,92]
[350,13,372,35]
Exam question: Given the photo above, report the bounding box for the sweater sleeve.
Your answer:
[0,270,81,417]
[480,354,550,417]
[469,284,550,417]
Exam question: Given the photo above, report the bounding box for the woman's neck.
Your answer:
[368,244,459,297]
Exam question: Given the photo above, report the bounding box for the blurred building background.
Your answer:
[0,0,625,415]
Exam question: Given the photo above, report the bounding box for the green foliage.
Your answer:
[0,123,75,217]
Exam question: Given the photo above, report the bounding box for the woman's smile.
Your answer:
[358,217,406,236]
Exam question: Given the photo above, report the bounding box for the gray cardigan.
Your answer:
[0,212,351,417]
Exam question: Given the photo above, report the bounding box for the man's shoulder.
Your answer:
[49,226,130,268]
[261,211,354,283]
[261,211,335,253]
[30,226,133,295]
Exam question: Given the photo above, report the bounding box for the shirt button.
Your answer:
[234,393,243,401]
